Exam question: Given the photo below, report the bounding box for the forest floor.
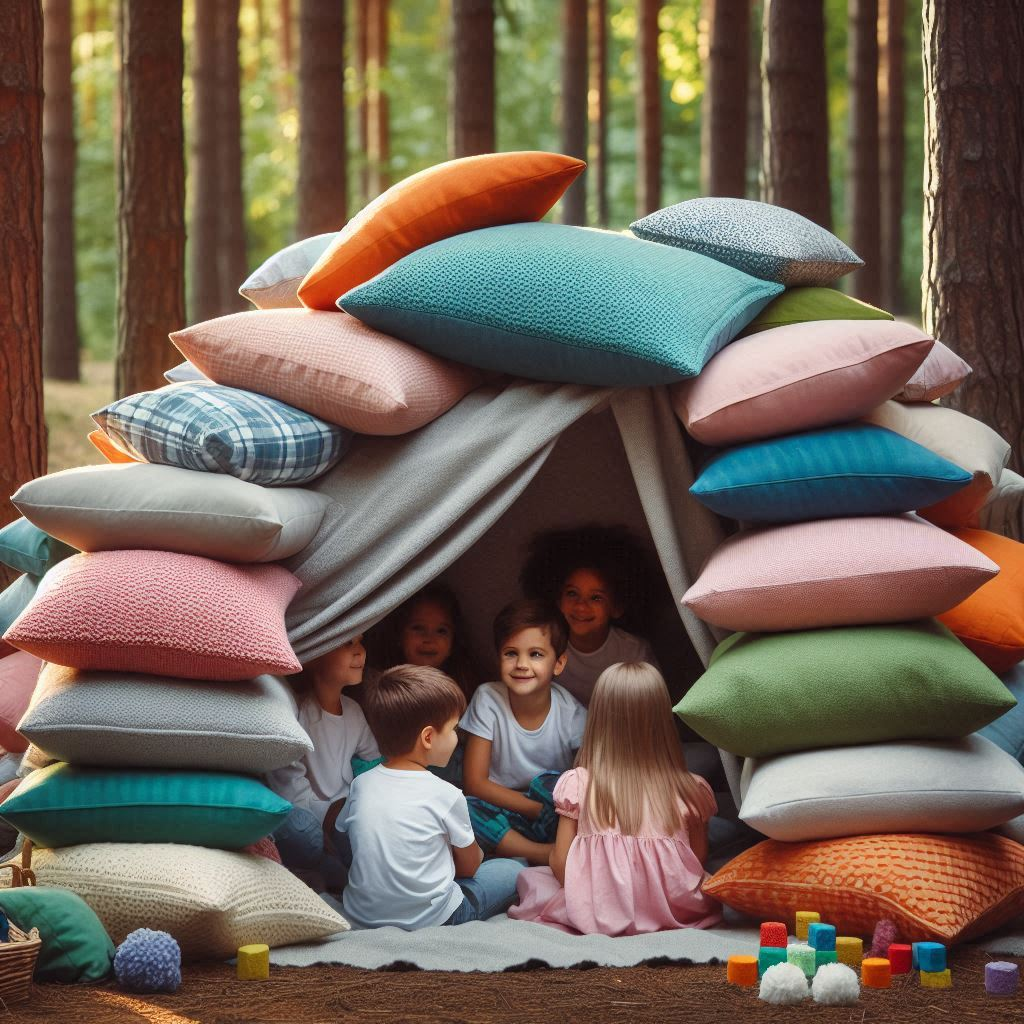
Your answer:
[44,359,112,474]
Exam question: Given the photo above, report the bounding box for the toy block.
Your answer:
[807,922,836,951]
[835,936,862,968]
[920,968,952,989]
[985,961,1019,996]
[758,946,788,976]
[862,957,892,989]
[759,921,787,948]
[911,941,924,969]
[787,943,816,978]
[815,950,838,970]
[236,944,270,981]
[887,943,912,974]
[727,955,758,986]
[795,911,820,940]
[916,942,946,973]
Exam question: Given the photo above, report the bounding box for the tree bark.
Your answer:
[761,0,831,229]
[0,0,47,544]
[636,0,661,217]
[700,0,749,198]
[116,0,186,398]
[450,0,495,158]
[43,0,80,380]
[366,0,389,197]
[746,0,762,197]
[590,0,608,226]
[296,0,347,236]
[561,0,588,225]
[847,0,881,303]
[356,0,369,206]
[923,0,1024,486]
[878,0,904,312]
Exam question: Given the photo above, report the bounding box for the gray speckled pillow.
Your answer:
[630,198,863,286]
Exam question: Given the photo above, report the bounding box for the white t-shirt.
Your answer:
[265,693,380,823]
[459,682,586,791]
[556,626,657,707]
[338,766,474,930]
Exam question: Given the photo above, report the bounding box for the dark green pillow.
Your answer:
[0,887,114,982]
[0,518,76,577]
[739,286,893,336]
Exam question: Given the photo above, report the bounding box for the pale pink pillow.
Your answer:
[171,309,483,436]
[0,651,42,752]
[683,514,999,632]
[895,339,972,402]
[671,320,933,445]
[3,551,301,681]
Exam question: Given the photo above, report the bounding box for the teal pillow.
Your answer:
[0,573,41,637]
[0,887,114,983]
[0,764,290,849]
[675,620,1016,758]
[339,222,783,386]
[690,423,972,523]
[979,665,1024,761]
[0,518,76,577]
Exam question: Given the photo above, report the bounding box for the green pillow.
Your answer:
[0,764,290,849]
[675,620,1016,758]
[739,286,894,336]
[0,887,114,982]
[0,518,77,577]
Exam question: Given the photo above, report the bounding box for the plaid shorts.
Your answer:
[466,771,562,853]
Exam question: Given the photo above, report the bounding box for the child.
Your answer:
[339,665,523,929]
[509,662,722,935]
[265,635,380,891]
[520,525,660,706]
[461,599,587,866]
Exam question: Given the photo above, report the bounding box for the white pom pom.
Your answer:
[811,962,861,1005]
[759,962,809,1004]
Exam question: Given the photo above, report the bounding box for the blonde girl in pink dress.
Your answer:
[509,662,721,936]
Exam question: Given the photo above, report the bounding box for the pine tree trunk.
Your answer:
[847,0,881,302]
[561,0,588,225]
[115,0,185,398]
[761,0,831,229]
[700,0,749,198]
[590,0,608,226]
[636,0,661,217]
[746,0,763,198]
[366,0,389,197]
[878,0,904,313]
[43,0,80,380]
[923,0,1024,487]
[0,0,48,546]
[296,0,347,236]
[356,0,369,206]
[450,0,495,158]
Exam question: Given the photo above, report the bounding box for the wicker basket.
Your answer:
[0,858,41,1006]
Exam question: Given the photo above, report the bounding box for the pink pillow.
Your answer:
[671,320,933,445]
[683,514,999,632]
[171,309,483,436]
[3,551,301,681]
[0,651,42,752]
[895,339,971,402]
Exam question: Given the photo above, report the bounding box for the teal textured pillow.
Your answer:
[675,620,1016,758]
[690,423,972,523]
[0,573,41,638]
[0,518,77,577]
[0,764,290,849]
[0,888,114,982]
[339,222,783,386]
[979,665,1024,761]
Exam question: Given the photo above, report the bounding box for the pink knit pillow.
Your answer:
[3,551,301,681]
[683,515,999,632]
[171,309,483,436]
[0,651,42,752]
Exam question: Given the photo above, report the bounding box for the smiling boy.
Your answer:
[461,600,587,865]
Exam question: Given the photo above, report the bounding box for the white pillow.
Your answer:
[164,360,210,384]
[739,735,1024,842]
[239,233,336,309]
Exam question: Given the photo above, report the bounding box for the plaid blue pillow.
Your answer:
[92,382,350,486]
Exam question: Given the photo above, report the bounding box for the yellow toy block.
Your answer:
[237,943,270,980]
[920,968,952,989]
[835,936,863,968]
[795,911,820,941]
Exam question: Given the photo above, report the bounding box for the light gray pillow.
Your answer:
[18,665,312,773]
[739,735,1024,842]
[12,463,330,563]
[998,815,1024,845]
[630,197,863,286]
[163,360,210,384]
[239,232,336,309]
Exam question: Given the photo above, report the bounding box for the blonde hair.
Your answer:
[575,662,708,836]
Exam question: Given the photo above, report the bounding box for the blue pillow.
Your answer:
[690,423,973,523]
[0,573,41,638]
[91,382,351,487]
[979,665,1024,761]
[339,222,783,386]
[0,517,77,577]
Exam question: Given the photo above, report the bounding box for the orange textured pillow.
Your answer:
[939,528,1024,672]
[704,833,1024,944]
[297,151,586,311]
[87,430,137,464]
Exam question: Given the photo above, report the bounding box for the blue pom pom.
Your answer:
[113,928,182,994]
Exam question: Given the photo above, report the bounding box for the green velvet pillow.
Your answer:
[0,887,114,982]
[0,764,290,849]
[675,620,1016,758]
[739,286,894,336]
[0,518,77,577]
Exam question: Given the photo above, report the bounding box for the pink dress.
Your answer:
[508,768,722,936]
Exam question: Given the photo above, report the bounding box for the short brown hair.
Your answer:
[363,664,467,758]
[492,599,569,657]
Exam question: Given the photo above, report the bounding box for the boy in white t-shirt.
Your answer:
[462,600,587,866]
[339,664,523,929]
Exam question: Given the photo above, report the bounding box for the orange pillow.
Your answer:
[704,833,1024,944]
[939,528,1024,672]
[87,429,137,464]
[297,151,586,311]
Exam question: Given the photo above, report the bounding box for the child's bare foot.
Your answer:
[495,832,554,866]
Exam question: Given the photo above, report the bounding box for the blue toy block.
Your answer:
[912,942,923,969]
[916,942,946,973]
[807,922,836,951]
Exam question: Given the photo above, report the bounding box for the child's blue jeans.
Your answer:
[273,805,352,893]
[443,857,525,925]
